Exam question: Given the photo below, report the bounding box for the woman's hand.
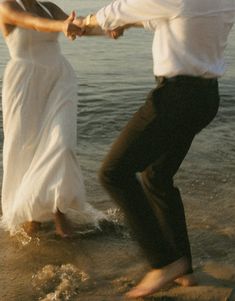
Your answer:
[62,11,84,40]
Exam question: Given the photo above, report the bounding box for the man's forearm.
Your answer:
[75,13,143,39]
[95,0,179,30]
[84,14,143,31]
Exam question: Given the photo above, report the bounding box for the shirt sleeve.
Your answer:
[142,19,160,31]
[96,0,182,30]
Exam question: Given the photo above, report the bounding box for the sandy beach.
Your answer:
[1,197,234,301]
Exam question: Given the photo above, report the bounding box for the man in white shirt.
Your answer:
[79,0,235,298]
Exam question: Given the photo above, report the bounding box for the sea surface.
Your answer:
[0,1,234,300]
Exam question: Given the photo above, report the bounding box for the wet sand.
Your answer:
[0,199,234,301]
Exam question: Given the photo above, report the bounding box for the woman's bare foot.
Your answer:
[54,210,73,238]
[126,257,189,299]
[174,273,198,287]
[22,221,41,236]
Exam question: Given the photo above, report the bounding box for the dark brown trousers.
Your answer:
[99,76,220,271]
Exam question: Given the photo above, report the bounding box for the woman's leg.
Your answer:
[54,209,72,238]
[22,221,41,236]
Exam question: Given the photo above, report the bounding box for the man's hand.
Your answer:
[106,27,124,39]
[73,16,85,28]
[72,16,86,36]
[63,11,84,40]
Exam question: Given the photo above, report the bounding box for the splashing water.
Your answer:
[93,208,130,239]
[103,208,130,239]
[106,208,122,225]
[32,264,89,301]
[14,228,40,247]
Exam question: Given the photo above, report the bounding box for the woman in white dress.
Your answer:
[0,0,105,237]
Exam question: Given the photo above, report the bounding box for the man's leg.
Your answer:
[99,85,194,269]
[99,79,219,297]
[125,78,220,298]
[140,135,195,269]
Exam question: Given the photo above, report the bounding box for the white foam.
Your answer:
[32,264,89,301]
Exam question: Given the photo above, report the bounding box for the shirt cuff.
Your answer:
[96,8,108,30]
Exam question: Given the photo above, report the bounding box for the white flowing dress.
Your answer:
[1,0,105,234]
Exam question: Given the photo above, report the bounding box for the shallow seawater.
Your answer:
[0,0,234,300]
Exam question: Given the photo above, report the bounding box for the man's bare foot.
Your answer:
[54,210,73,238]
[126,257,189,299]
[22,221,41,236]
[174,273,197,287]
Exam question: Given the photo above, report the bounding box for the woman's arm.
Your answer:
[34,3,104,36]
[0,1,81,37]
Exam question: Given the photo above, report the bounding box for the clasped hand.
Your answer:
[63,11,125,40]
[62,11,84,40]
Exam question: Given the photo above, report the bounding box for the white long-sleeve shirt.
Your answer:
[96,0,235,78]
